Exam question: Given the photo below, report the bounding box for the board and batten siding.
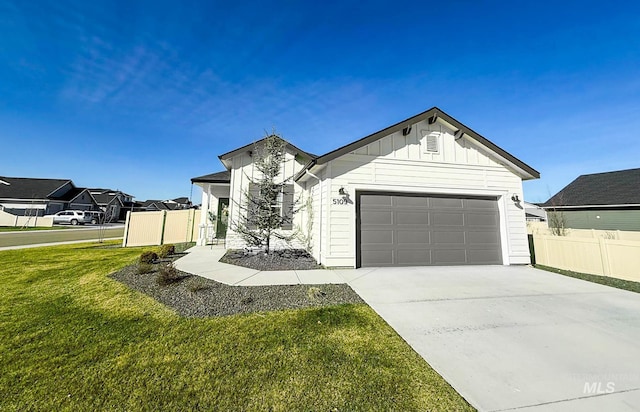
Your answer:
[321,120,529,267]
[225,149,308,250]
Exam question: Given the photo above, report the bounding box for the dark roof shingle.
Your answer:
[544,168,640,207]
[191,170,231,183]
[0,177,71,199]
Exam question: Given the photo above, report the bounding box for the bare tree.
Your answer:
[231,133,300,254]
[546,192,569,236]
[547,209,568,236]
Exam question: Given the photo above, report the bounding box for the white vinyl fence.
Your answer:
[0,209,53,227]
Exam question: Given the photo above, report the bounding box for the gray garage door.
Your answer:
[358,193,502,267]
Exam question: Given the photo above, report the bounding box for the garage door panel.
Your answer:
[467,230,500,244]
[359,193,502,267]
[433,249,467,264]
[468,249,502,263]
[361,210,393,225]
[464,198,497,209]
[397,230,430,244]
[361,230,393,244]
[430,197,464,208]
[431,212,465,227]
[397,249,432,265]
[466,212,499,227]
[394,196,428,207]
[396,211,430,225]
[360,195,392,206]
[361,250,394,265]
[432,230,466,244]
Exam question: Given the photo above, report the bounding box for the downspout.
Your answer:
[304,169,322,262]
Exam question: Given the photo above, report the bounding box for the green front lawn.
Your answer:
[536,264,640,294]
[0,226,70,232]
[0,242,473,411]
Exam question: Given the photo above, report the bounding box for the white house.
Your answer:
[192,107,539,268]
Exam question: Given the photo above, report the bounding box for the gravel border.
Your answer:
[109,260,363,318]
[219,249,322,271]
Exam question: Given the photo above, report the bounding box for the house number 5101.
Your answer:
[332,198,348,205]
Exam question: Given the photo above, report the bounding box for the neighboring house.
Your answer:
[136,200,171,211]
[192,107,539,268]
[0,176,98,216]
[165,197,193,209]
[88,188,134,221]
[542,168,640,231]
[134,198,193,212]
[524,201,547,222]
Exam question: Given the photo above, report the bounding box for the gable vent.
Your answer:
[425,134,439,153]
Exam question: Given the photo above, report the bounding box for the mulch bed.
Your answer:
[109,255,363,318]
[219,249,322,271]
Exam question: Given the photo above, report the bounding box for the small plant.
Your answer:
[139,251,158,264]
[186,277,210,293]
[137,263,154,274]
[240,296,254,305]
[307,286,326,300]
[156,262,181,286]
[158,244,175,258]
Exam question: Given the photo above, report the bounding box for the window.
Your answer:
[247,183,294,230]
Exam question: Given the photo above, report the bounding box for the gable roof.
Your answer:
[0,176,73,200]
[543,168,640,208]
[193,107,539,185]
[296,107,539,181]
[49,187,97,204]
[171,197,190,204]
[191,170,231,184]
[218,135,316,169]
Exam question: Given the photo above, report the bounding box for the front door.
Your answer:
[216,198,229,238]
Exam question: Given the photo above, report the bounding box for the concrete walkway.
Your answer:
[174,245,359,285]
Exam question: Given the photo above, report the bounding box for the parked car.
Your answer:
[46,210,92,225]
[84,211,105,225]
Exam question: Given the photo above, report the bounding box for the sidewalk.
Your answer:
[174,245,364,286]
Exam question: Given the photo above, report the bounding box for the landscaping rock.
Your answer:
[220,248,322,271]
[110,263,363,318]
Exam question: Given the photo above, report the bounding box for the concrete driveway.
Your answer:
[346,265,640,411]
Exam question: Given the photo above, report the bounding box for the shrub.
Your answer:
[139,251,158,264]
[186,277,210,293]
[156,262,181,286]
[137,263,154,274]
[307,286,326,300]
[158,244,176,258]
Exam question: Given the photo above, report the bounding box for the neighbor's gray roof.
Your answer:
[544,168,640,207]
[191,170,231,183]
[0,176,72,200]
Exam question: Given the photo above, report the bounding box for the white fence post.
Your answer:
[122,211,131,247]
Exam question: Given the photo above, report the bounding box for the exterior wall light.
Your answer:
[338,187,348,196]
[511,194,520,202]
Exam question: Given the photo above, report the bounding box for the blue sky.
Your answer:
[1,1,639,202]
